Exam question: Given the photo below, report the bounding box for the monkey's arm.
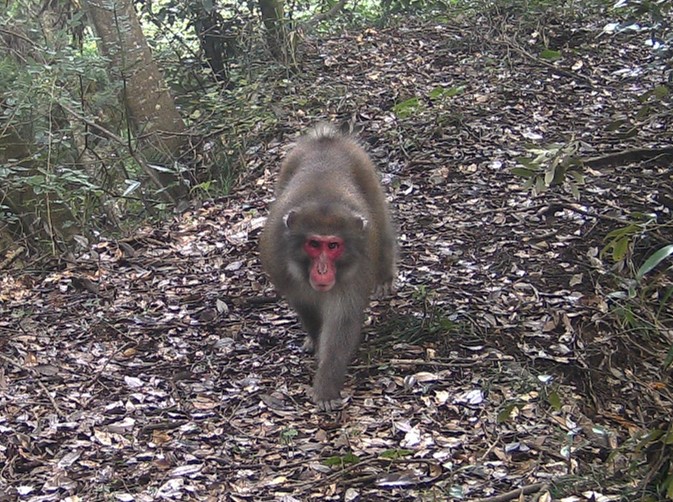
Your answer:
[312,309,364,412]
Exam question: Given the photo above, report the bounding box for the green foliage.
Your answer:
[381,0,456,16]
[610,0,673,63]
[429,85,465,100]
[546,389,562,411]
[279,427,299,444]
[380,448,414,459]
[599,213,669,274]
[512,140,585,199]
[496,401,522,423]
[629,422,673,500]
[0,5,126,245]
[1,0,281,250]
[601,214,672,371]
[637,244,673,280]
[539,48,562,60]
[392,85,464,119]
[393,96,424,118]
[497,374,564,424]
[323,452,361,467]
[607,0,672,137]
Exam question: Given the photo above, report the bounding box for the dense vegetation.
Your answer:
[1,0,671,499]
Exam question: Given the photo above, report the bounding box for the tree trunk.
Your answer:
[258,0,290,62]
[0,20,81,254]
[84,0,188,201]
[194,6,230,86]
[0,127,80,254]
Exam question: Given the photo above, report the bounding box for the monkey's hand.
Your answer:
[372,279,396,299]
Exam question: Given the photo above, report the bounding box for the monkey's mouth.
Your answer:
[309,279,335,292]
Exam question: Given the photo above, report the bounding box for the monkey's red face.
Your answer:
[303,235,344,292]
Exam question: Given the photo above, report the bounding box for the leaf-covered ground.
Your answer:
[2,7,672,501]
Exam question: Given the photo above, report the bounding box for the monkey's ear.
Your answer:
[355,213,368,230]
[283,210,297,229]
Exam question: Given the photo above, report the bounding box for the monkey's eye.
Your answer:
[308,240,320,248]
[328,242,340,250]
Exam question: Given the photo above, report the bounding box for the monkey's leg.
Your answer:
[294,303,322,354]
[373,230,397,298]
[312,314,363,411]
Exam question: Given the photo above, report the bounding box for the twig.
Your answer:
[247,295,280,305]
[475,482,547,502]
[556,198,630,224]
[0,246,26,270]
[506,40,594,86]
[584,147,673,168]
[0,353,64,416]
[58,102,176,204]
[302,0,349,32]
[82,331,136,394]
[0,27,38,47]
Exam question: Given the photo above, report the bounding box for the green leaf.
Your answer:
[149,163,174,173]
[606,119,628,131]
[612,237,629,262]
[323,452,360,467]
[280,427,298,442]
[636,245,673,279]
[569,170,585,184]
[664,429,673,445]
[515,157,538,170]
[664,343,673,370]
[604,224,639,241]
[569,182,580,200]
[123,180,141,197]
[511,167,536,178]
[393,97,423,118]
[497,403,518,423]
[547,391,562,411]
[653,85,670,100]
[449,485,465,498]
[540,49,562,61]
[24,174,46,187]
[428,85,465,99]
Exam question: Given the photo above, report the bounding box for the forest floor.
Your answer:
[2,6,673,502]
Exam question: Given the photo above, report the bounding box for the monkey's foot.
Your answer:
[315,397,344,412]
[301,336,315,354]
[372,280,396,299]
[310,386,344,412]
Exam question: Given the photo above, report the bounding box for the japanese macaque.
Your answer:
[260,124,397,411]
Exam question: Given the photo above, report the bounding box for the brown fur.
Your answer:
[260,124,396,411]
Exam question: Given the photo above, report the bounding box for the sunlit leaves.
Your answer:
[393,85,463,118]
[601,214,657,264]
[429,85,464,99]
[497,402,520,423]
[512,140,585,199]
[637,244,673,280]
[323,452,360,467]
[379,449,413,459]
[393,96,423,118]
[539,49,561,61]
